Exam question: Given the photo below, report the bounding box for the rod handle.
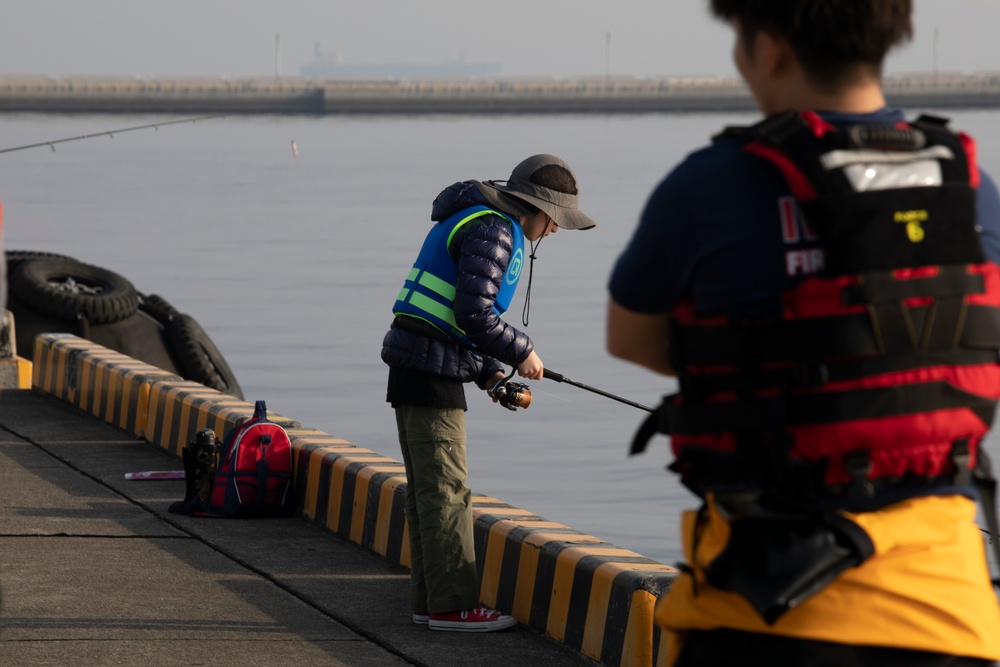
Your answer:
[543,368,564,382]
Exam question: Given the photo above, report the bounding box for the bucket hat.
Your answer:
[474,154,597,230]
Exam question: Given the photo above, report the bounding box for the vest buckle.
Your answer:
[950,438,972,487]
[843,451,874,504]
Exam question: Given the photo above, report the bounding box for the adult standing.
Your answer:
[383,154,596,632]
[608,1,1000,665]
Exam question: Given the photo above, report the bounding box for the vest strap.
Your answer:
[666,396,778,434]
[842,267,984,305]
[684,349,1000,395]
[674,304,1000,369]
[666,381,998,433]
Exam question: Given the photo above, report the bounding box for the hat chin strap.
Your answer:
[521,235,542,327]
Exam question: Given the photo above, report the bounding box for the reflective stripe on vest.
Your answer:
[392,205,524,342]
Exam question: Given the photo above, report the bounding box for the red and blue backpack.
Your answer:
[196,400,295,518]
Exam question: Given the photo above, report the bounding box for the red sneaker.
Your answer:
[428,606,517,632]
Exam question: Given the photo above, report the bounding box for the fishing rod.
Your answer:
[543,368,654,413]
[0,114,227,155]
[390,316,655,412]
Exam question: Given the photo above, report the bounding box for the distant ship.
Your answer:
[300,43,501,80]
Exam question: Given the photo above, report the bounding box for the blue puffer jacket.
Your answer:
[381,181,535,387]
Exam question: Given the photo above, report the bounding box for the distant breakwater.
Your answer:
[2,74,1000,114]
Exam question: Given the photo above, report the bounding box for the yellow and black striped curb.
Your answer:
[473,505,674,666]
[33,333,180,436]
[33,333,302,451]
[16,356,32,388]
[33,333,677,667]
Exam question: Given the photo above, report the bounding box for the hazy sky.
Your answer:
[1,1,997,80]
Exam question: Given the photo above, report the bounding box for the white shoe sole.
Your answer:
[412,614,429,625]
[428,617,517,632]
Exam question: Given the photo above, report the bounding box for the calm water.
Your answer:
[3,109,1000,566]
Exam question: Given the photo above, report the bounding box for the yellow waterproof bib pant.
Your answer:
[658,495,1000,665]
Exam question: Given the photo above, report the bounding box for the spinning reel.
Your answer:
[488,369,532,411]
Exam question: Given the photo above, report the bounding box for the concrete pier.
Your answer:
[1,73,999,114]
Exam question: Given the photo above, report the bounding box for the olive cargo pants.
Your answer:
[395,406,479,614]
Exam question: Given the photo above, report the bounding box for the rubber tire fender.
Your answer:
[139,292,181,325]
[9,257,139,325]
[166,313,244,400]
[5,249,78,276]
[3,250,78,303]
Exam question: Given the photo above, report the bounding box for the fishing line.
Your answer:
[0,113,227,155]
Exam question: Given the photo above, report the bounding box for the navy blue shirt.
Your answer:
[610,109,1000,318]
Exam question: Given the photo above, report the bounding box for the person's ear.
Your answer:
[756,30,794,78]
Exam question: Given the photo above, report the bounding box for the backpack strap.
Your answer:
[258,431,274,511]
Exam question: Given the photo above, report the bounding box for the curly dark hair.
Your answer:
[710,0,913,86]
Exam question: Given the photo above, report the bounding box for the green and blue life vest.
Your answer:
[393,205,525,343]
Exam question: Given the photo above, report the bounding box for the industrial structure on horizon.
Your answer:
[300,43,501,80]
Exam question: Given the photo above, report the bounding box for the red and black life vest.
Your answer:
[633,110,1000,509]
